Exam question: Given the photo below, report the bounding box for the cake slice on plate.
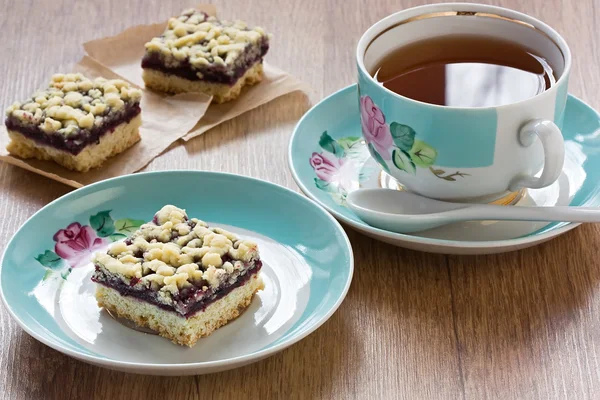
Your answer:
[141,9,270,103]
[4,73,142,172]
[91,205,264,347]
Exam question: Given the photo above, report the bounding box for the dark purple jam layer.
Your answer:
[92,260,262,318]
[141,37,269,85]
[5,103,141,155]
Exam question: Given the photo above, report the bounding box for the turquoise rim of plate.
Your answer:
[0,170,354,371]
[288,84,600,247]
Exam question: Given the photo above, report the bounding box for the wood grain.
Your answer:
[1,0,599,399]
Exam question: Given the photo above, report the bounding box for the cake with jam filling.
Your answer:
[4,73,142,172]
[141,9,270,103]
[91,205,264,347]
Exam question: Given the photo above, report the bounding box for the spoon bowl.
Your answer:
[347,189,600,234]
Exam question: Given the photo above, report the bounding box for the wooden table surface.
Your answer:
[1,0,600,399]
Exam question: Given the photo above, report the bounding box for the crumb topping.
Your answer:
[144,9,269,70]
[5,73,142,136]
[92,205,259,297]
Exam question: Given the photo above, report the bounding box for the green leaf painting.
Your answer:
[109,233,128,241]
[60,268,72,280]
[336,137,362,150]
[114,218,145,234]
[390,122,415,152]
[345,141,368,163]
[409,140,438,168]
[89,210,115,237]
[42,269,54,281]
[368,143,390,174]
[35,250,67,270]
[429,167,470,181]
[319,131,345,158]
[392,149,417,175]
[314,178,331,191]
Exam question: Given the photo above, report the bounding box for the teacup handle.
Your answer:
[508,119,565,191]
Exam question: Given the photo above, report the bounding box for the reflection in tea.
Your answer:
[372,35,556,108]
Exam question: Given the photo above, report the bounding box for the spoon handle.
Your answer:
[456,205,600,223]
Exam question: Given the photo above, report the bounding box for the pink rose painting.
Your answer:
[308,132,367,205]
[310,152,344,182]
[307,98,460,206]
[310,150,358,190]
[360,95,393,159]
[53,222,108,268]
[35,210,144,282]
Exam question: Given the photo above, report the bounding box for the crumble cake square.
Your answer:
[141,9,270,103]
[91,205,264,347]
[4,73,142,172]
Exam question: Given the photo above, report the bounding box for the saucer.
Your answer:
[0,171,353,375]
[288,85,600,254]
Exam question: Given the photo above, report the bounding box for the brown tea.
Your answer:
[372,35,556,107]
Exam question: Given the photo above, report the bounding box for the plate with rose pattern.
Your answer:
[0,171,353,375]
[288,84,600,254]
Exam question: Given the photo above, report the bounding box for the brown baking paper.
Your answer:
[83,4,311,141]
[0,4,308,187]
[0,56,210,188]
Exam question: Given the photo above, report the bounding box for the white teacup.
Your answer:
[356,3,570,201]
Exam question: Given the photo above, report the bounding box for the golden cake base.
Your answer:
[6,114,141,173]
[96,273,264,347]
[142,62,263,103]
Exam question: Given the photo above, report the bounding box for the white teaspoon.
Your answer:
[346,189,600,234]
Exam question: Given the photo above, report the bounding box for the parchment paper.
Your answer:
[0,4,310,187]
[83,4,311,141]
[0,56,209,188]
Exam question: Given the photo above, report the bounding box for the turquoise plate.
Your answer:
[289,85,600,254]
[0,171,353,375]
